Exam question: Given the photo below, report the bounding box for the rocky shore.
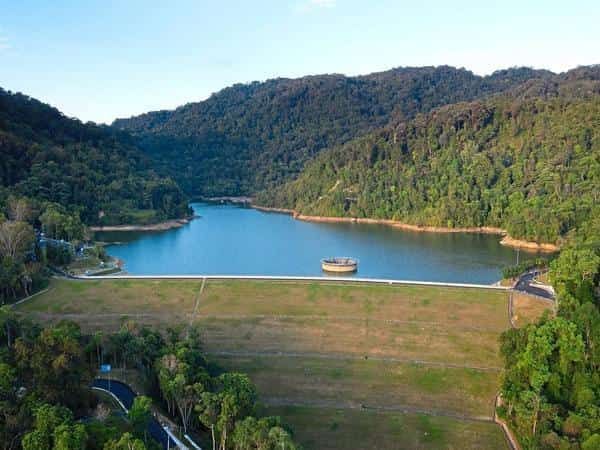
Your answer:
[251,205,559,252]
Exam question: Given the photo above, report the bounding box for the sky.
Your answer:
[1,0,599,124]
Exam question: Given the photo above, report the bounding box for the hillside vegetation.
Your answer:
[0,313,299,450]
[257,68,600,244]
[0,88,190,226]
[114,66,550,197]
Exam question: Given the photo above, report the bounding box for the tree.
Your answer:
[0,306,18,347]
[572,302,600,371]
[0,362,16,398]
[197,392,221,450]
[0,220,34,260]
[232,416,296,450]
[103,433,147,450]
[21,403,75,450]
[156,353,208,433]
[14,321,93,410]
[173,376,205,433]
[218,373,257,419]
[231,416,259,450]
[127,396,152,443]
[267,426,297,450]
[217,394,239,450]
[582,434,600,450]
[53,423,88,450]
[89,331,104,368]
[156,354,178,416]
[39,205,84,242]
[7,197,32,223]
[500,238,600,449]
[550,247,600,313]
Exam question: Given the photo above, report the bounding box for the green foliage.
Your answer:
[103,433,147,450]
[258,68,600,244]
[232,416,298,450]
[582,434,600,450]
[499,238,600,449]
[502,259,549,280]
[0,88,190,226]
[40,204,85,241]
[115,66,549,197]
[217,372,257,419]
[22,403,88,450]
[45,243,73,266]
[0,203,45,304]
[128,396,152,440]
[0,316,299,450]
[14,321,94,411]
[550,247,600,313]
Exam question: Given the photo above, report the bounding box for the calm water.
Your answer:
[96,203,535,284]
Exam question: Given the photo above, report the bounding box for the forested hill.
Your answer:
[113,66,551,197]
[0,88,190,226]
[256,67,600,244]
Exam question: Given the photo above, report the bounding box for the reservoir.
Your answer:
[96,203,537,284]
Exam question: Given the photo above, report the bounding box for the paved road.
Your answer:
[92,379,177,449]
[514,271,554,300]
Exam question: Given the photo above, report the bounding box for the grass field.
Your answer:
[261,405,509,450]
[16,278,550,449]
[512,292,553,327]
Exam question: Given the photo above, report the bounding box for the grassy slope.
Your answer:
[263,405,508,450]
[511,292,553,327]
[17,278,549,449]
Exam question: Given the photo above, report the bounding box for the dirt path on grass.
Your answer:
[197,313,504,333]
[18,311,507,334]
[262,397,494,423]
[508,291,516,328]
[188,277,206,328]
[207,350,503,372]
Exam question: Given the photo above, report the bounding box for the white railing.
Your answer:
[76,274,510,290]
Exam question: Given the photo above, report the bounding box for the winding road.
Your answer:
[92,379,185,449]
[514,271,555,300]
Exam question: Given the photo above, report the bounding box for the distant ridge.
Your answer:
[113,65,552,197]
[256,66,600,245]
[0,88,190,226]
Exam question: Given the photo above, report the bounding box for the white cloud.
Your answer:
[295,0,336,13]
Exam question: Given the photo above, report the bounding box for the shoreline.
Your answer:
[498,235,559,253]
[90,215,197,232]
[201,196,253,204]
[251,205,559,253]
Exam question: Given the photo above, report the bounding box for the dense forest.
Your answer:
[257,67,600,244]
[0,315,299,450]
[114,66,551,197]
[498,225,600,449]
[0,88,190,227]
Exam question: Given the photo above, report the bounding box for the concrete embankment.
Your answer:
[75,274,510,290]
[251,205,560,253]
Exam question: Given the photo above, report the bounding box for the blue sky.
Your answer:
[1,0,598,124]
